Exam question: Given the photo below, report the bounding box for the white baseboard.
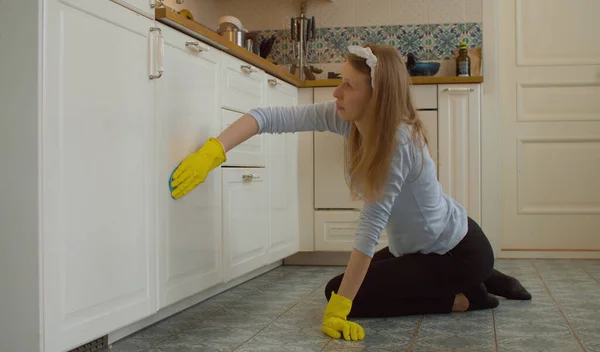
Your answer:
[107,260,283,345]
[283,251,350,266]
[498,251,600,259]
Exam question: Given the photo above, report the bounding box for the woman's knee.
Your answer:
[324,274,343,300]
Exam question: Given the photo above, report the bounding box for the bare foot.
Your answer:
[452,293,469,312]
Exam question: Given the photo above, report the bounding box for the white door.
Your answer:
[110,0,155,18]
[155,24,223,308]
[222,168,270,281]
[497,0,600,256]
[265,76,300,262]
[43,1,156,351]
[438,85,481,224]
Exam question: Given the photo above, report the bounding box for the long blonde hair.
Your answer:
[344,44,429,204]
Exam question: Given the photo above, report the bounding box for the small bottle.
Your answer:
[456,41,471,77]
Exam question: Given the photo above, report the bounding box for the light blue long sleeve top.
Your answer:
[248,101,468,258]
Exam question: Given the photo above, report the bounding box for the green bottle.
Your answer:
[456,41,471,77]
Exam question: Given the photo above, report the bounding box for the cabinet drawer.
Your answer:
[411,85,438,109]
[221,109,266,167]
[221,53,265,113]
[314,210,388,252]
[161,23,221,65]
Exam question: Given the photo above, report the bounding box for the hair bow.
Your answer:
[347,45,377,89]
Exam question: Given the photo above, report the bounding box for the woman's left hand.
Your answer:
[321,292,365,341]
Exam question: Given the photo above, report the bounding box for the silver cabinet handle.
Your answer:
[242,173,260,181]
[149,27,164,80]
[268,78,279,86]
[185,41,208,52]
[240,65,258,74]
[443,87,474,92]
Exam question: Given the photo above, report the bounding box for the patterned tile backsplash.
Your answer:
[261,22,482,66]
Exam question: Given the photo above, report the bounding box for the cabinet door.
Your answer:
[419,110,439,176]
[265,76,300,262]
[438,84,481,224]
[222,168,270,282]
[43,1,156,351]
[313,87,364,210]
[221,109,266,167]
[156,25,223,308]
[110,0,154,18]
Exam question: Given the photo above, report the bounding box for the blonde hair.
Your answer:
[344,44,429,204]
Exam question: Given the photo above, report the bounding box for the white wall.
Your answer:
[210,0,482,31]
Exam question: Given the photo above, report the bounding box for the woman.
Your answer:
[169,44,532,342]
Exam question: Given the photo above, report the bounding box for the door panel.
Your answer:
[498,0,600,254]
[43,1,156,350]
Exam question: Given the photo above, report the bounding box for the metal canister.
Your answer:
[218,28,245,47]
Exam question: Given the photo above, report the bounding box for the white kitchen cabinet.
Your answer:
[221,109,267,167]
[437,84,481,224]
[110,0,155,18]
[155,24,223,308]
[42,1,157,351]
[222,168,270,282]
[311,86,442,252]
[420,110,439,175]
[264,75,300,262]
[221,53,266,113]
[314,210,389,251]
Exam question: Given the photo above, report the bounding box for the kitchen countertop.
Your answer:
[155,8,484,88]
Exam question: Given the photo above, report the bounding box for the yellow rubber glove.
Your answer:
[322,292,365,341]
[169,138,226,199]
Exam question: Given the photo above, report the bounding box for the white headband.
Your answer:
[347,45,377,89]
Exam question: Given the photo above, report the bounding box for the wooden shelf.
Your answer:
[155,8,483,88]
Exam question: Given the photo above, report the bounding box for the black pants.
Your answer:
[324,217,495,318]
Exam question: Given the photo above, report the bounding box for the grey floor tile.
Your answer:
[148,325,261,352]
[412,311,494,351]
[234,326,330,351]
[269,299,326,331]
[110,261,600,352]
[496,331,583,352]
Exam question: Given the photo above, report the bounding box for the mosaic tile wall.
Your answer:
[260,22,482,66]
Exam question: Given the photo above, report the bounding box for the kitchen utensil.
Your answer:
[178,9,194,21]
[245,31,261,56]
[260,35,276,58]
[217,15,243,32]
[408,62,441,76]
[303,66,315,80]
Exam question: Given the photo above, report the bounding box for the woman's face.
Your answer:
[332,61,372,122]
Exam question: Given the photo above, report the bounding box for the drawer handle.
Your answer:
[268,78,279,86]
[242,173,260,181]
[186,41,208,52]
[240,65,257,74]
[443,87,474,92]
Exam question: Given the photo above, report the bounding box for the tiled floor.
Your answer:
[110,259,600,352]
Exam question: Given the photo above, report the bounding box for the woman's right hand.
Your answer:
[169,137,227,199]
